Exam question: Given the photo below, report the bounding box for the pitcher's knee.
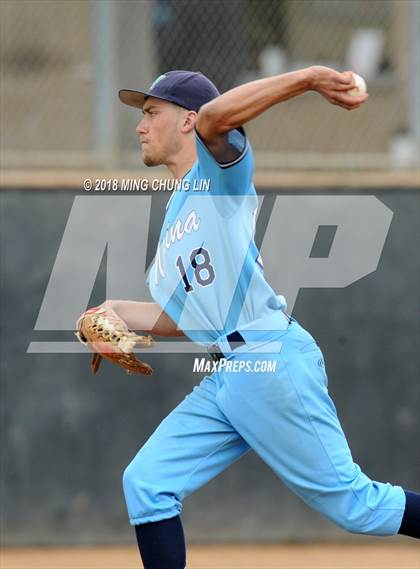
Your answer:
[312,481,406,536]
[122,458,158,513]
[122,460,140,501]
[122,456,181,524]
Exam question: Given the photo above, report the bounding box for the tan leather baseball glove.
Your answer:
[75,306,154,375]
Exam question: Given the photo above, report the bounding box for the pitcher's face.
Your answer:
[136,98,185,167]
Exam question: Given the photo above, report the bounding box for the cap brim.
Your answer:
[118,89,149,109]
[119,89,185,110]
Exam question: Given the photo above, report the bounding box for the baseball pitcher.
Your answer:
[77,68,419,568]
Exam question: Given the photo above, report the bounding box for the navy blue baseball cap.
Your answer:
[119,70,220,112]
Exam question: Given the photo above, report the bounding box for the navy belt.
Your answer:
[208,314,293,362]
[208,331,246,362]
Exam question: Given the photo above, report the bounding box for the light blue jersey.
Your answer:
[148,129,287,345]
[126,132,406,534]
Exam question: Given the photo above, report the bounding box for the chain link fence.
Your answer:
[1,0,419,171]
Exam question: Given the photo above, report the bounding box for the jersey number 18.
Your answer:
[176,247,215,292]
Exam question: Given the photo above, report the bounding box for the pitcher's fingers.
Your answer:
[339,70,355,85]
[336,92,369,105]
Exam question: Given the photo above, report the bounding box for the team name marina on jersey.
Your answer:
[154,210,201,282]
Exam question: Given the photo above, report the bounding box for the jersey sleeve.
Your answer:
[195,127,254,196]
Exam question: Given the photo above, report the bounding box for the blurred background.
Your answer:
[1,0,419,562]
[1,0,419,171]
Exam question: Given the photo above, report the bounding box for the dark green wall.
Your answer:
[1,188,418,544]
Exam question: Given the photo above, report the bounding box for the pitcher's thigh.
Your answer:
[218,350,405,535]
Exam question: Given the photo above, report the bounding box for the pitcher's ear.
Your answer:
[181,110,198,133]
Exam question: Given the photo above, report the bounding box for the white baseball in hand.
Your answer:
[348,73,367,97]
